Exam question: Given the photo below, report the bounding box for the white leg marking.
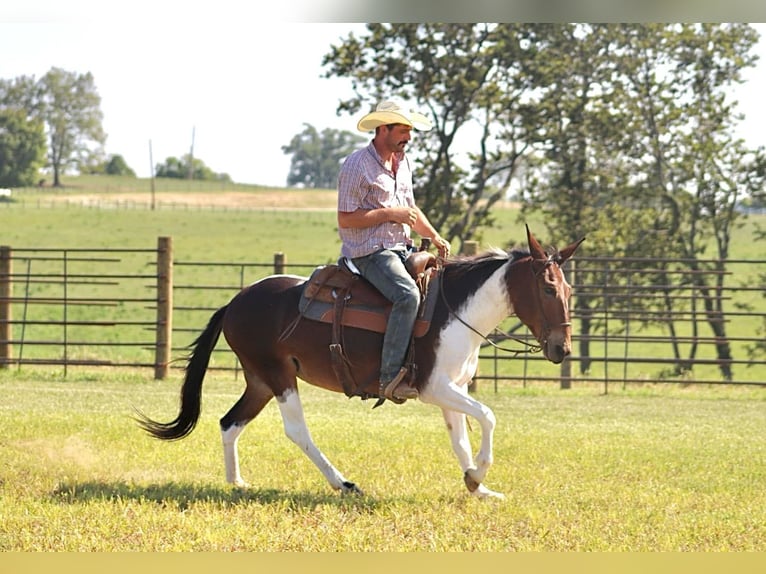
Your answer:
[423,382,496,484]
[277,389,353,492]
[419,265,512,495]
[442,408,473,472]
[472,483,506,500]
[221,424,247,486]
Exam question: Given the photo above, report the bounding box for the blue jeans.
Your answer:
[351,249,420,383]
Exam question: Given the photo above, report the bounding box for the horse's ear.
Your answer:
[557,236,586,264]
[526,224,547,260]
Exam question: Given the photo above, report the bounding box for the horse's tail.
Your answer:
[135,304,229,441]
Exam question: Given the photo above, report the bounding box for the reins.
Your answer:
[438,260,543,356]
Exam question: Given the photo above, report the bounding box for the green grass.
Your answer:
[1,369,765,551]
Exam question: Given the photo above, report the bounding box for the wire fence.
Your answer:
[1,239,764,391]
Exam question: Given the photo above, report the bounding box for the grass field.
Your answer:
[1,369,765,551]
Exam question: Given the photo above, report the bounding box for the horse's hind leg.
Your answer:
[220,371,274,487]
[277,385,362,495]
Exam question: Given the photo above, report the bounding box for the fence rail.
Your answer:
[1,239,764,391]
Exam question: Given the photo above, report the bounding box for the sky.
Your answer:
[2,5,766,187]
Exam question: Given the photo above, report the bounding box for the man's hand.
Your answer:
[391,207,418,227]
[433,235,451,258]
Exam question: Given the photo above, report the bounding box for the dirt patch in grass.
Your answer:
[43,190,338,210]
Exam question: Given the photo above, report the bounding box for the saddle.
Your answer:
[295,249,441,401]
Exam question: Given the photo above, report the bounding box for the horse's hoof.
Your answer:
[341,481,364,496]
[471,484,505,499]
[463,470,480,493]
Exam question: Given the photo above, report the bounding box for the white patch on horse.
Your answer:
[221,423,247,486]
[424,264,512,392]
[277,388,353,492]
[418,263,512,499]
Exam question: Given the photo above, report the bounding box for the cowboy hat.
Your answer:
[356,100,433,132]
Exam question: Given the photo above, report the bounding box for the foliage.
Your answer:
[81,153,137,177]
[506,23,762,378]
[282,123,365,188]
[0,67,106,187]
[154,153,231,183]
[323,24,532,252]
[0,108,46,187]
[104,154,136,176]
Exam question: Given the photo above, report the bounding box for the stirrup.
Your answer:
[380,367,418,401]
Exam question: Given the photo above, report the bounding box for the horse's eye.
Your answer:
[544,286,556,296]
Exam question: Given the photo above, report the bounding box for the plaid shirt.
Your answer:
[337,142,415,259]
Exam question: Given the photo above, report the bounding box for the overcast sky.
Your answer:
[1,5,765,187]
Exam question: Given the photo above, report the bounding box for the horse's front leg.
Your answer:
[463,400,496,492]
[441,408,473,471]
[422,381,503,499]
[277,388,362,495]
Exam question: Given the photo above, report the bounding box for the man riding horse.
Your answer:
[336,100,450,402]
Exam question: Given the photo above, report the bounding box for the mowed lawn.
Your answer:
[1,369,764,552]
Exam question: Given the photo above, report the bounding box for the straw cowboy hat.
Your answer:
[356,100,433,132]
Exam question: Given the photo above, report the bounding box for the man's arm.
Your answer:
[338,207,417,229]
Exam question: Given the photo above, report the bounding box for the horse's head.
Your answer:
[512,225,585,364]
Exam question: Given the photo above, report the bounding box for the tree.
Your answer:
[516,23,761,380]
[0,108,46,187]
[0,67,106,187]
[282,123,365,188]
[659,24,760,379]
[79,152,136,177]
[322,23,532,250]
[154,154,231,183]
[104,154,136,176]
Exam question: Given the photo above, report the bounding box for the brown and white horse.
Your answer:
[136,226,584,499]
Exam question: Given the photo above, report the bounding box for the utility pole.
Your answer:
[187,126,195,180]
[149,139,156,210]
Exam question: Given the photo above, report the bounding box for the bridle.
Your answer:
[530,255,572,350]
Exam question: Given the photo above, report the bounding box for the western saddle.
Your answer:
[294,244,441,401]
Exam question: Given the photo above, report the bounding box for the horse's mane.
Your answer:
[442,247,530,279]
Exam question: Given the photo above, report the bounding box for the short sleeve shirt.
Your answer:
[337,142,415,259]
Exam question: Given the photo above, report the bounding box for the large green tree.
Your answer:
[517,23,760,379]
[0,108,46,187]
[322,23,531,250]
[0,67,106,187]
[282,123,365,188]
[322,23,762,381]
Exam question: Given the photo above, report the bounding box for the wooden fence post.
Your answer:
[0,246,10,369]
[155,236,173,380]
[274,252,286,274]
[462,241,479,393]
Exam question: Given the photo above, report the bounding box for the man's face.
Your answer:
[383,124,413,152]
